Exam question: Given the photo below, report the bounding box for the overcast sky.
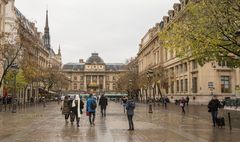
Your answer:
[15,0,179,64]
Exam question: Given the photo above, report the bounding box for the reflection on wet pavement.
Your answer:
[0,102,239,142]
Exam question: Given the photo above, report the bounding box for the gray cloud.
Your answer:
[15,0,179,64]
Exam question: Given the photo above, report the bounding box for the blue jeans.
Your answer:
[211,111,218,126]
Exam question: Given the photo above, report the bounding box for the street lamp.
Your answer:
[11,63,19,113]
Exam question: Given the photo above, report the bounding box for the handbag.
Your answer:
[86,111,89,116]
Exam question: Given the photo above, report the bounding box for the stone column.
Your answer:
[91,75,93,84]
[97,75,99,85]
[103,76,106,91]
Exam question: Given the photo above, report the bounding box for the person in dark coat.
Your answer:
[126,97,135,130]
[186,96,190,106]
[99,94,108,117]
[179,97,186,114]
[208,95,220,127]
[61,96,71,123]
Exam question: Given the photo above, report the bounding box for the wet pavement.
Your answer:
[0,102,240,142]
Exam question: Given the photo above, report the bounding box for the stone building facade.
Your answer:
[0,0,62,103]
[137,0,240,104]
[62,53,127,93]
[0,0,8,96]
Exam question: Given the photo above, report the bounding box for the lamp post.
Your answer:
[11,63,19,113]
[147,69,153,113]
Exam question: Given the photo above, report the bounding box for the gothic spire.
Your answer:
[58,44,61,56]
[43,10,50,49]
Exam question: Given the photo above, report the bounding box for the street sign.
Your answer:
[208,82,214,88]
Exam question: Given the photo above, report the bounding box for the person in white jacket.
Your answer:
[72,95,84,127]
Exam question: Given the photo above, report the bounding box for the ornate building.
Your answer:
[0,0,8,96]
[137,0,240,104]
[62,53,127,93]
[1,0,62,102]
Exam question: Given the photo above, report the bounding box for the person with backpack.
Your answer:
[126,97,135,130]
[86,94,97,126]
[99,94,108,117]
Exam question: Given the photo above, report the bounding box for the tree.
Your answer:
[159,0,240,67]
[0,33,22,88]
[152,66,170,99]
[4,69,27,93]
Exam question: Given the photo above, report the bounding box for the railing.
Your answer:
[224,98,240,108]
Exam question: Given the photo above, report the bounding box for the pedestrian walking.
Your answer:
[163,96,167,108]
[148,98,153,113]
[69,96,75,123]
[99,94,108,117]
[126,97,135,131]
[61,96,71,123]
[122,96,127,113]
[86,94,97,126]
[208,95,221,127]
[179,97,186,114]
[186,96,190,106]
[72,95,84,127]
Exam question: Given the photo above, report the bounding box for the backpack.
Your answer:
[90,100,97,110]
[128,101,135,109]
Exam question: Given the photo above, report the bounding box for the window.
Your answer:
[180,64,183,73]
[74,76,77,81]
[184,63,187,72]
[175,66,178,74]
[218,61,230,67]
[180,79,183,92]
[73,83,77,90]
[171,81,174,93]
[192,77,198,93]
[113,84,116,90]
[80,76,84,81]
[112,76,115,81]
[192,60,198,69]
[221,76,231,93]
[177,80,179,92]
[184,79,188,91]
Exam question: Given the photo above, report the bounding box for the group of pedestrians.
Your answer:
[61,95,84,127]
[61,93,108,127]
[0,96,12,112]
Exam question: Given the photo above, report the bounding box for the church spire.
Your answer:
[58,44,61,56]
[45,10,49,31]
[43,10,50,49]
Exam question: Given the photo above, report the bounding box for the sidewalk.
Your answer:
[0,101,239,142]
[140,102,240,129]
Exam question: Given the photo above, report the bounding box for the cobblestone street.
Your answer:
[0,102,240,142]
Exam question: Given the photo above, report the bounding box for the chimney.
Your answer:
[79,59,84,63]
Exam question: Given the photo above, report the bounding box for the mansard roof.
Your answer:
[86,53,105,64]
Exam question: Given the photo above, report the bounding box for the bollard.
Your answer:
[228,112,232,131]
